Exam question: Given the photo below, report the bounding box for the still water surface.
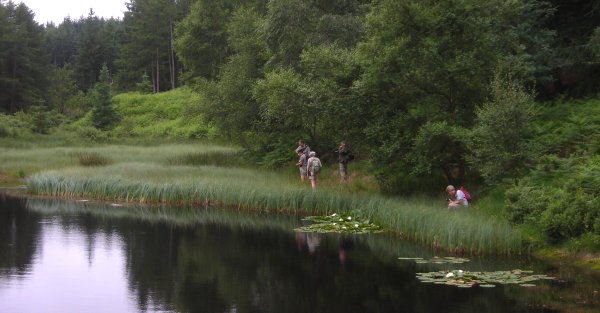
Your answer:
[0,194,598,313]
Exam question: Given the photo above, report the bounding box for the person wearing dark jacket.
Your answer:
[334,141,352,183]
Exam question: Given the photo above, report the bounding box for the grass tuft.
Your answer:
[75,152,112,167]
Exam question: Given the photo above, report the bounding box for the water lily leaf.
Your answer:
[415,270,555,288]
[298,214,383,234]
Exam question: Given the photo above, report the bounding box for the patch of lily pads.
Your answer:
[398,256,470,264]
[416,269,555,288]
[295,213,384,234]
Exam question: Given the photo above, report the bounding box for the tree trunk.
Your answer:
[169,19,175,89]
[156,48,160,93]
[151,64,157,93]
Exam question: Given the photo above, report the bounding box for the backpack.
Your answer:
[459,187,471,203]
[311,158,322,174]
[347,152,355,161]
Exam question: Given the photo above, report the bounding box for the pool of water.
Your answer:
[0,194,598,312]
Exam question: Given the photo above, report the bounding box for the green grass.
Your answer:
[8,142,521,255]
[111,88,216,139]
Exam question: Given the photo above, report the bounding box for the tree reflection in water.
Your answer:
[0,195,597,313]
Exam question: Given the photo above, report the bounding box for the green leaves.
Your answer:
[90,65,119,130]
[295,213,384,234]
[416,269,555,288]
[468,74,537,183]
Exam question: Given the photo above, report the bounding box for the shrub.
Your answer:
[506,156,600,243]
[0,113,31,137]
[75,126,109,142]
[505,186,554,224]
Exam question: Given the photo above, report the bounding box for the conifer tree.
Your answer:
[90,64,118,129]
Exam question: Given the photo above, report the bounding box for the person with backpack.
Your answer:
[307,151,322,189]
[446,185,469,208]
[333,141,354,183]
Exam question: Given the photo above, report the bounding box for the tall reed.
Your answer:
[27,163,522,255]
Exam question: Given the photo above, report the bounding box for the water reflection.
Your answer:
[0,194,598,313]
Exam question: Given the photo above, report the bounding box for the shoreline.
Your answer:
[3,187,599,274]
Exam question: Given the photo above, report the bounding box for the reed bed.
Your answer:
[6,142,522,254]
[27,162,522,255]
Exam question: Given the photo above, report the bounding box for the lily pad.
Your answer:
[296,213,383,234]
[415,270,555,288]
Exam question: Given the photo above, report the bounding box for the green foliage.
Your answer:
[506,156,600,244]
[0,113,31,137]
[264,0,314,69]
[174,0,233,81]
[110,88,215,139]
[532,97,600,157]
[75,126,109,142]
[74,14,120,90]
[469,75,537,183]
[410,121,467,183]
[135,72,153,94]
[117,0,180,91]
[253,68,304,130]
[90,65,118,130]
[0,1,48,113]
[47,66,82,114]
[356,0,553,190]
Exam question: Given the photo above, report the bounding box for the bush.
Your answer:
[506,156,600,243]
[505,186,554,224]
[0,113,31,137]
[75,126,109,142]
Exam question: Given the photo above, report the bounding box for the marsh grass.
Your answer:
[4,142,522,254]
[27,162,522,254]
[165,151,244,167]
[75,152,112,166]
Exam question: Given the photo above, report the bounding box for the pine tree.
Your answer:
[90,64,118,129]
[0,2,48,113]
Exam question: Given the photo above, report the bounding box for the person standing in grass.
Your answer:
[296,150,308,183]
[306,151,322,189]
[334,141,353,183]
[295,140,311,160]
[446,185,468,209]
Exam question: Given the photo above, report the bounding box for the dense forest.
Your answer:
[1,1,599,248]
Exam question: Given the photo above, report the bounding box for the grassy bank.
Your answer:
[0,141,521,255]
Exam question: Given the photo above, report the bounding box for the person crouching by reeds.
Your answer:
[307,151,322,189]
[296,151,308,183]
[446,185,468,209]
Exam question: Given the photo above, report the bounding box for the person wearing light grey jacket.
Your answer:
[306,151,322,190]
